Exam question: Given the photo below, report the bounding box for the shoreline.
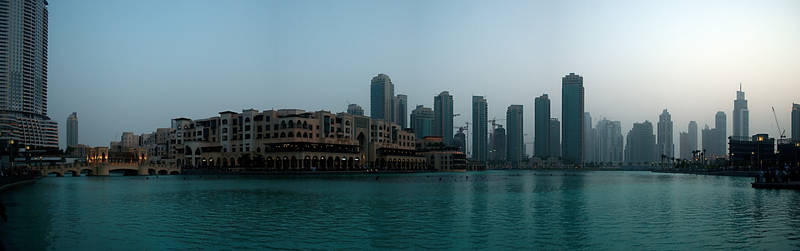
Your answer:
[0,176,38,193]
[651,169,759,177]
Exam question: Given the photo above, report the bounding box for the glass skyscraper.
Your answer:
[562,73,584,164]
[434,91,453,144]
[370,74,394,121]
[0,0,57,149]
[534,94,550,158]
[472,96,488,162]
[506,105,524,167]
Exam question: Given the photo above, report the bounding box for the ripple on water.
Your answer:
[1,171,799,250]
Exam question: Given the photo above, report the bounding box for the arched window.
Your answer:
[245,117,250,123]
[281,121,287,129]
[303,121,308,129]
[280,132,286,138]
[288,120,294,128]
[288,132,294,138]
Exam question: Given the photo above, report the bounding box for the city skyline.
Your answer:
[45,0,800,149]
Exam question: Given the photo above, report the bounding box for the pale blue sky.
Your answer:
[48,0,800,150]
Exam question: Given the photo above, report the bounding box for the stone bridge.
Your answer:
[38,163,181,177]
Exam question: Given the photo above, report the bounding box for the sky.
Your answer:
[48,0,800,153]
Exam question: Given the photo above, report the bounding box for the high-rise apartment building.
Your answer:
[792,103,799,142]
[67,112,78,147]
[534,94,550,158]
[0,0,58,149]
[394,94,407,128]
[410,105,434,140]
[370,74,394,121]
[347,104,364,116]
[562,73,584,164]
[472,96,488,162]
[687,121,698,159]
[733,84,749,139]
[506,105,524,167]
[549,118,561,158]
[657,109,674,159]
[625,121,655,163]
[434,91,454,144]
[595,118,623,163]
[584,112,595,162]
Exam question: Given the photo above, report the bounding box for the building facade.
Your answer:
[491,125,506,162]
[713,111,727,156]
[506,105,524,167]
[433,91,454,144]
[687,121,698,159]
[625,121,655,163]
[168,109,423,171]
[472,96,488,162]
[792,103,799,142]
[370,74,394,121]
[411,105,434,140]
[534,94,550,158]
[733,84,749,139]
[562,73,584,164]
[347,104,364,116]
[657,109,674,159]
[67,112,78,147]
[549,118,561,158]
[0,0,58,149]
[584,112,595,163]
[595,118,623,163]
[393,94,407,128]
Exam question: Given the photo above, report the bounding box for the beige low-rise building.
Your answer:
[169,109,424,171]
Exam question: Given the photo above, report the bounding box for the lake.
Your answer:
[1,170,798,250]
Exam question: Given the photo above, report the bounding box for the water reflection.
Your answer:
[1,171,799,250]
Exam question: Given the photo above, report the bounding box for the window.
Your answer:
[222,119,227,125]
[245,134,251,139]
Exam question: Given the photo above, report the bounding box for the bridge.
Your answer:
[38,163,181,177]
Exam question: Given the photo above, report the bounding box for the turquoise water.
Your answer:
[1,171,799,250]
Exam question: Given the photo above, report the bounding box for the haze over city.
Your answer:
[48,0,800,150]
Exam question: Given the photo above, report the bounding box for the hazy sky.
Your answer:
[49,0,800,151]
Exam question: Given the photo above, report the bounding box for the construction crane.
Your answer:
[772,106,787,139]
[488,118,506,132]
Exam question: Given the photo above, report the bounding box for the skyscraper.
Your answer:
[534,94,550,158]
[491,125,506,162]
[595,118,623,163]
[549,118,561,158]
[0,0,58,149]
[714,111,727,156]
[625,121,655,163]
[679,132,689,160]
[410,105,434,139]
[562,73,584,164]
[792,103,799,142]
[583,112,595,163]
[688,121,698,159]
[394,94,408,128]
[506,105,524,167]
[434,91,454,144]
[370,74,394,121]
[733,84,749,139]
[702,125,713,154]
[67,112,78,147]
[472,96,488,162]
[347,104,364,116]
[657,109,674,159]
